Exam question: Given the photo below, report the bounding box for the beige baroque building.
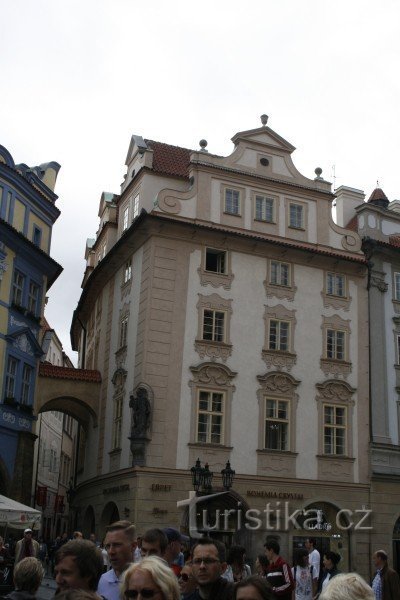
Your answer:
[71,117,371,576]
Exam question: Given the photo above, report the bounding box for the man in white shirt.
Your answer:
[97,520,136,600]
[304,538,320,580]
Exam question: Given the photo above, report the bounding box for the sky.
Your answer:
[2,0,400,362]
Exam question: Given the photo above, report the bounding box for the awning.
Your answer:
[0,495,41,529]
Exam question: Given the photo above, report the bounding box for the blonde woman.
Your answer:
[319,572,374,600]
[122,556,180,600]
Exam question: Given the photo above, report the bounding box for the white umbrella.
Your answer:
[0,495,41,530]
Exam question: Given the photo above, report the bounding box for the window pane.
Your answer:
[199,391,209,410]
[214,312,225,342]
[212,393,223,412]
[225,189,240,214]
[290,204,303,228]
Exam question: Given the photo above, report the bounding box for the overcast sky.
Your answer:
[2,0,400,362]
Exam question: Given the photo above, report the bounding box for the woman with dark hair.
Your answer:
[318,551,341,596]
[254,554,268,578]
[291,548,317,600]
[234,575,275,600]
[224,546,251,583]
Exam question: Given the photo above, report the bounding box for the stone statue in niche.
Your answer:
[130,387,151,437]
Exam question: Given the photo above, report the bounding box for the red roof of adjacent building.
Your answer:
[39,363,101,382]
[346,215,358,231]
[145,140,191,178]
[368,187,388,203]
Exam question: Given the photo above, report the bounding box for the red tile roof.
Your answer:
[39,363,101,382]
[346,215,358,231]
[389,235,400,248]
[145,140,191,178]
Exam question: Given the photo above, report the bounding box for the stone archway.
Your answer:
[37,365,101,429]
[100,502,120,540]
[392,516,400,574]
[83,505,96,538]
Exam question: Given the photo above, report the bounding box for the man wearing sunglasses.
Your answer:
[98,520,136,600]
[190,538,234,600]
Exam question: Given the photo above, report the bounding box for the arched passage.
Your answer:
[393,516,400,574]
[37,365,101,429]
[83,505,96,538]
[100,502,120,539]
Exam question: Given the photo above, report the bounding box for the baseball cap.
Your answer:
[24,528,33,534]
[163,527,189,543]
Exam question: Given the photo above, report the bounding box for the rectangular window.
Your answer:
[124,260,132,284]
[205,249,226,274]
[28,281,40,315]
[12,270,25,305]
[5,356,18,398]
[224,188,240,215]
[119,317,128,348]
[327,273,345,297]
[123,206,129,231]
[289,203,304,229]
[255,195,274,222]
[269,319,289,351]
[326,329,345,360]
[112,397,123,449]
[133,194,139,219]
[270,261,290,287]
[21,364,33,404]
[197,390,224,444]
[32,226,42,247]
[397,335,400,365]
[265,398,289,450]
[324,405,346,455]
[202,310,225,342]
[395,273,400,300]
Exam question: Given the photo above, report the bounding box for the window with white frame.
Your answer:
[327,273,346,297]
[197,390,224,444]
[5,356,18,398]
[268,319,290,351]
[28,281,39,315]
[255,195,274,222]
[133,194,139,219]
[270,261,290,287]
[123,259,132,284]
[394,272,400,300]
[119,316,128,348]
[123,206,129,231]
[224,188,240,215]
[265,398,289,450]
[289,203,304,229]
[323,404,346,455]
[21,364,33,404]
[326,329,346,360]
[112,396,123,449]
[202,309,225,342]
[205,248,226,274]
[12,270,25,305]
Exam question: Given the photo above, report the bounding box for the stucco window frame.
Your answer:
[264,259,297,301]
[198,247,234,290]
[320,315,352,377]
[315,380,355,460]
[262,304,297,370]
[189,362,236,451]
[256,372,299,474]
[322,271,351,311]
[195,293,232,361]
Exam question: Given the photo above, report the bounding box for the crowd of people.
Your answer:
[1,527,399,600]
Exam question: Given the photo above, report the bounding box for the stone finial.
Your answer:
[199,139,208,152]
[260,114,269,126]
[314,167,323,179]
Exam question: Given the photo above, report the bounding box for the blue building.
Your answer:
[0,144,62,504]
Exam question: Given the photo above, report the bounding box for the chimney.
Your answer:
[335,186,365,228]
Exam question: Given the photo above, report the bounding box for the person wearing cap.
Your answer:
[163,528,189,576]
[14,530,39,564]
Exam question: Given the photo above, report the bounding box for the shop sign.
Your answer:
[103,484,130,495]
[246,490,304,500]
[151,484,172,492]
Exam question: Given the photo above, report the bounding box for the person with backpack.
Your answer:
[291,549,318,600]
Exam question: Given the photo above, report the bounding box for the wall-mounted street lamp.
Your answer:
[190,458,235,494]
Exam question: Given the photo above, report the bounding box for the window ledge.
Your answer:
[262,349,296,371]
[198,268,234,290]
[317,454,355,462]
[223,211,241,217]
[195,339,232,362]
[257,449,298,456]
[320,358,352,377]
[189,442,233,450]
[288,225,305,231]
[264,282,297,301]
